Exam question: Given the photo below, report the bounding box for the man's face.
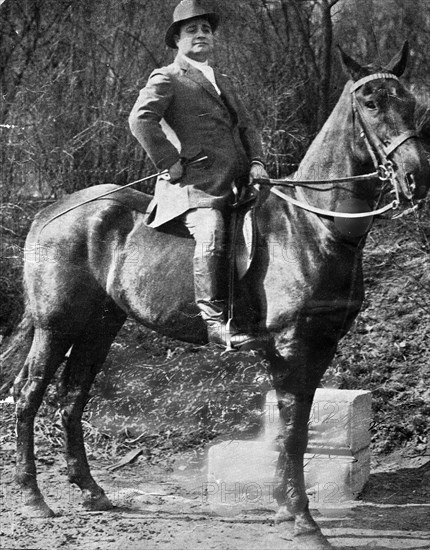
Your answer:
[174,17,214,62]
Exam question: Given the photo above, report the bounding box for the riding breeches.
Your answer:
[179,207,227,317]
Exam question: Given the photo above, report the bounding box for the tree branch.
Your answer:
[259,0,288,47]
[118,28,162,69]
[288,0,320,80]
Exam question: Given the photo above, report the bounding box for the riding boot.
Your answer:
[194,253,254,348]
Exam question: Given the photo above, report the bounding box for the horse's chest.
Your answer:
[260,231,363,330]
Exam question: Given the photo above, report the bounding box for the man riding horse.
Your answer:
[129,0,268,349]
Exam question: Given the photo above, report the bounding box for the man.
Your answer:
[129,0,268,348]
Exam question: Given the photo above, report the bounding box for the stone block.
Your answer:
[205,440,279,514]
[206,389,372,514]
[205,440,370,514]
[208,440,279,485]
[263,389,372,454]
[304,446,371,505]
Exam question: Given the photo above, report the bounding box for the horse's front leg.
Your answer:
[274,389,332,549]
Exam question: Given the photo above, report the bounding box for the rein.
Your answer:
[269,187,396,219]
[265,72,419,219]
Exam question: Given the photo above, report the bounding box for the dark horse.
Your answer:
[2,44,429,549]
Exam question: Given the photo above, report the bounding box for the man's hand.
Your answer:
[168,160,183,183]
[249,162,269,185]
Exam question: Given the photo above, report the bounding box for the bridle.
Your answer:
[350,73,417,201]
[262,73,420,220]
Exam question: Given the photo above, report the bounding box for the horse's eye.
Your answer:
[365,101,377,110]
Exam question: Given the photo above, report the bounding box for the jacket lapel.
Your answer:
[175,55,228,109]
[215,73,240,118]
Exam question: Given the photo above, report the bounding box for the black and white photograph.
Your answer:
[1,0,429,548]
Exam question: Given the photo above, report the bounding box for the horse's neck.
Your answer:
[295,84,367,210]
[300,87,354,176]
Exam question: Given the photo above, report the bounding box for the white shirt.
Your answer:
[183,55,221,95]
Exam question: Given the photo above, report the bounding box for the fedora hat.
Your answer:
[165,0,219,49]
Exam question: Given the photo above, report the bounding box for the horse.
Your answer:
[1,43,429,549]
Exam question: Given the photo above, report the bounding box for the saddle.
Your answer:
[229,195,259,280]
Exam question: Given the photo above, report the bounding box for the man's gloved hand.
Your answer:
[236,162,269,206]
[249,161,269,186]
[168,159,184,183]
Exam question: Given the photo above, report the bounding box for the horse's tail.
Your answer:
[0,309,34,398]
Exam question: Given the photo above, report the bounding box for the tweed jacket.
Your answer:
[129,54,264,228]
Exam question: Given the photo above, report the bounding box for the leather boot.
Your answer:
[194,253,254,348]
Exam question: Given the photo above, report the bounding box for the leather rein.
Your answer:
[261,73,420,220]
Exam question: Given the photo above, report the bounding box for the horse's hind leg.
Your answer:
[59,300,126,510]
[14,328,72,517]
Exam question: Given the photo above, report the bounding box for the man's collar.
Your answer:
[182,55,209,70]
[174,53,226,104]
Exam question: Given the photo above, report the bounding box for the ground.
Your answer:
[0,432,429,550]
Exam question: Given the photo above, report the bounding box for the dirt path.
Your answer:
[1,449,429,550]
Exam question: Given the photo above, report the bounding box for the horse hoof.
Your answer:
[83,493,113,511]
[275,505,294,523]
[294,530,333,549]
[21,501,56,518]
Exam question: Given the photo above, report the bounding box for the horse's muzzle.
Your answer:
[410,170,430,200]
[403,172,416,200]
[409,168,430,201]
[399,154,430,201]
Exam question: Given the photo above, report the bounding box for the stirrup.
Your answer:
[223,318,234,353]
[223,319,258,353]
[206,317,257,352]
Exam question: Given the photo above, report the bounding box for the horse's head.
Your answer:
[339,41,430,204]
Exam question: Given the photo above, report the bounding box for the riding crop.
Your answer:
[39,156,208,232]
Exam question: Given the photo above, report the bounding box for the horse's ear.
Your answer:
[385,40,409,77]
[337,45,368,81]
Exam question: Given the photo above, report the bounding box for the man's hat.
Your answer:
[165,0,219,49]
